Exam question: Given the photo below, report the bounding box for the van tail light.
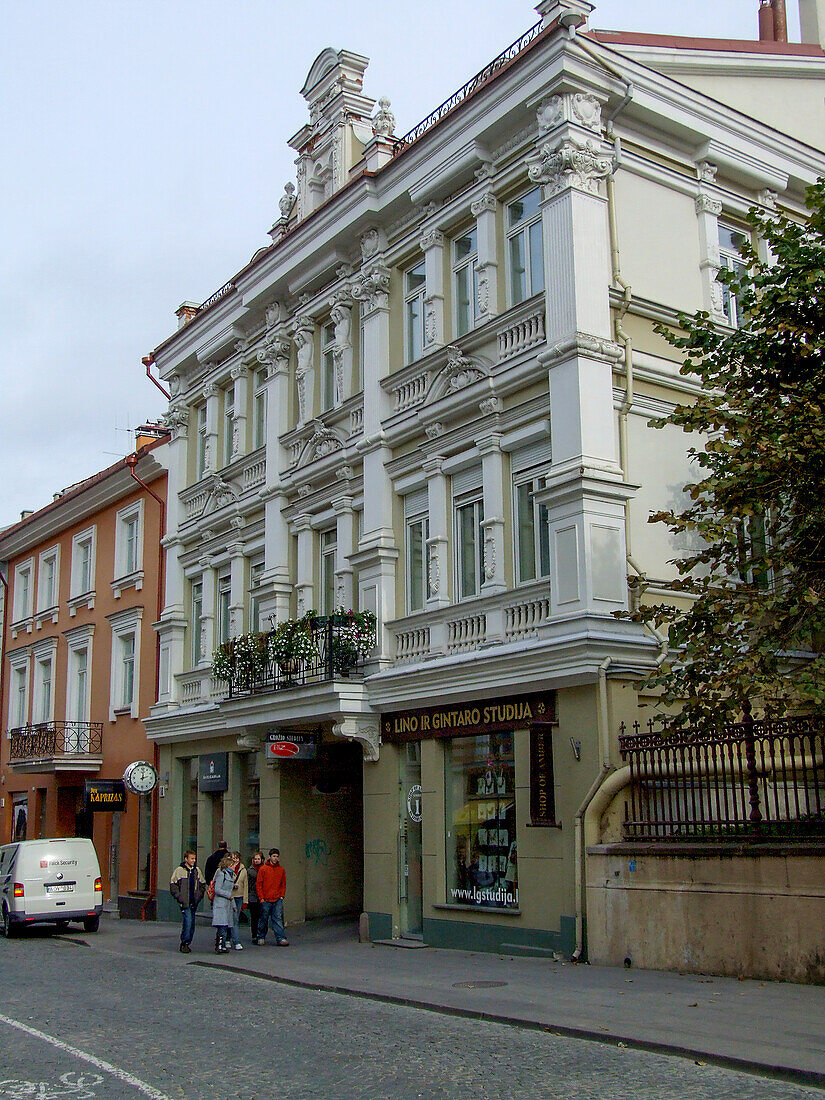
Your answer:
[94,878,102,893]
[13,883,24,898]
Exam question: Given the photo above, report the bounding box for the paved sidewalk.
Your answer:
[69,915,824,1088]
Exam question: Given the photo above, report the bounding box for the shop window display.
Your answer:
[446,732,518,909]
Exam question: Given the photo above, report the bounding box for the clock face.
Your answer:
[125,761,157,794]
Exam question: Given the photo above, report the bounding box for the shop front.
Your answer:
[364,690,578,956]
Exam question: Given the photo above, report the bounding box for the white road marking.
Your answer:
[0,1014,175,1100]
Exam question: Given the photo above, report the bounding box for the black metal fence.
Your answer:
[9,721,104,760]
[393,21,543,155]
[619,713,825,841]
[225,616,366,698]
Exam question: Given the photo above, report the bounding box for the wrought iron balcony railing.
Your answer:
[224,616,368,699]
[8,721,104,761]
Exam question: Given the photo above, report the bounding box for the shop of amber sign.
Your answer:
[84,779,127,813]
[381,691,555,742]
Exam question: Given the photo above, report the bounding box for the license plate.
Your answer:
[46,884,73,893]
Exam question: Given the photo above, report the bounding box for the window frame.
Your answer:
[252,368,268,451]
[405,493,431,613]
[513,474,551,586]
[37,546,60,621]
[191,579,204,666]
[222,382,235,467]
[320,528,337,616]
[404,261,426,365]
[718,222,749,328]
[321,321,337,411]
[64,624,95,731]
[452,225,479,338]
[12,558,34,629]
[506,186,544,307]
[8,649,31,730]
[217,572,232,645]
[196,403,208,479]
[69,527,96,615]
[249,558,266,634]
[454,491,485,601]
[32,639,57,726]
[112,500,144,597]
[108,607,142,720]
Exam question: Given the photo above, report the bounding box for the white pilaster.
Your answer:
[333,495,355,609]
[259,334,294,624]
[471,193,499,322]
[203,382,219,473]
[694,161,727,324]
[528,92,634,620]
[230,364,249,460]
[424,456,450,623]
[478,434,506,599]
[198,557,216,664]
[292,513,314,619]
[228,540,246,636]
[420,230,445,351]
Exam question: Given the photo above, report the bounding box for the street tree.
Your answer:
[626,179,825,729]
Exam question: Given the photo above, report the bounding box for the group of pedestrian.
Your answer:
[170,841,289,954]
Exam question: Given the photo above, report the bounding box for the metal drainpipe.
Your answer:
[142,354,171,402]
[125,453,166,919]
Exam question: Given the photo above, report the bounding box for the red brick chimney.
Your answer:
[759,0,789,41]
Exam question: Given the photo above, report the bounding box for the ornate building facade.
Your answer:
[145,1,825,955]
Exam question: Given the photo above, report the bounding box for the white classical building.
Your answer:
[145,1,825,956]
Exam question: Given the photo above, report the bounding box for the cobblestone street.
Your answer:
[0,927,822,1100]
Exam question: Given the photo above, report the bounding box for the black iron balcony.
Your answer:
[224,616,368,699]
[7,721,104,772]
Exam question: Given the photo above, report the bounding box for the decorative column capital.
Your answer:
[471,193,497,218]
[419,229,444,251]
[695,194,722,216]
[352,263,391,315]
[528,135,615,196]
[230,364,249,381]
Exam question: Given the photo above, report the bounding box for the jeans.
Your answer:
[248,901,261,941]
[180,905,197,945]
[259,898,285,942]
[230,897,243,946]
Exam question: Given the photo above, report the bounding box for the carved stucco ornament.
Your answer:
[332,718,380,762]
[528,136,614,196]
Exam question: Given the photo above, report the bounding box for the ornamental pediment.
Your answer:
[425,346,493,406]
[293,420,346,468]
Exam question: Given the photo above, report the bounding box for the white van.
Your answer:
[0,838,103,936]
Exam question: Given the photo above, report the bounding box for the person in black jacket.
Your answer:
[203,840,229,887]
[170,851,206,953]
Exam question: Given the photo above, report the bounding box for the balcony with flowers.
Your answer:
[211,610,377,699]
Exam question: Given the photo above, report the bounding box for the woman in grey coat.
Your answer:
[211,853,235,953]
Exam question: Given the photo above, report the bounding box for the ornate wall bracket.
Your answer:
[332,717,380,762]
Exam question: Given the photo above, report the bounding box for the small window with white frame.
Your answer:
[108,607,142,719]
[8,650,30,730]
[112,500,144,596]
[190,579,204,666]
[514,476,551,584]
[32,639,57,726]
[12,558,34,629]
[321,321,337,411]
[222,383,235,467]
[405,490,430,613]
[320,529,337,616]
[37,546,60,620]
[69,527,96,614]
[454,484,485,601]
[64,624,94,746]
[404,261,426,364]
[453,226,479,337]
[217,572,232,645]
[252,368,267,450]
[507,187,544,306]
[718,223,748,327]
[249,558,266,634]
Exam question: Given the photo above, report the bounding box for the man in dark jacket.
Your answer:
[170,850,206,953]
[203,840,229,887]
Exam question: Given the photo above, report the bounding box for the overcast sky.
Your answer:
[0,1,803,529]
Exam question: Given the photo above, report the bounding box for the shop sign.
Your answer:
[382,691,555,743]
[266,731,318,761]
[84,779,127,813]
[199,753,229,792]
[529,725,557,826]
[406,784,422,823]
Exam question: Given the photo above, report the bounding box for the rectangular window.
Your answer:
[14,562,33,622]
[36,657,53,724]
[321,322,336,410]
[405,261,426,364]
[446,732,518,910]
[121,633,136,708]
[507,187,544,305]
[124,516,139,575]
[320,529,337,616]
[407,516,430,613]
[223,384,235,467]
[196,404,207,478]
[69,647,89,727]
[514,478,551,584]
[191,580,204,665]
[38,549,59,611]
[453,226,479,337]
[455,496,485,600]
[737,514,772,591]
[249,560,265,634]
[11,665,29,728]
[253,368,267,450]
[218,573,232,644]
[718,223,748,327]
[71,529,96,598]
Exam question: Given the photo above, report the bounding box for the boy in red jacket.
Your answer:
[255,847,288,946]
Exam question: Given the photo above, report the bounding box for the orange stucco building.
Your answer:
[0,429,168,911]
